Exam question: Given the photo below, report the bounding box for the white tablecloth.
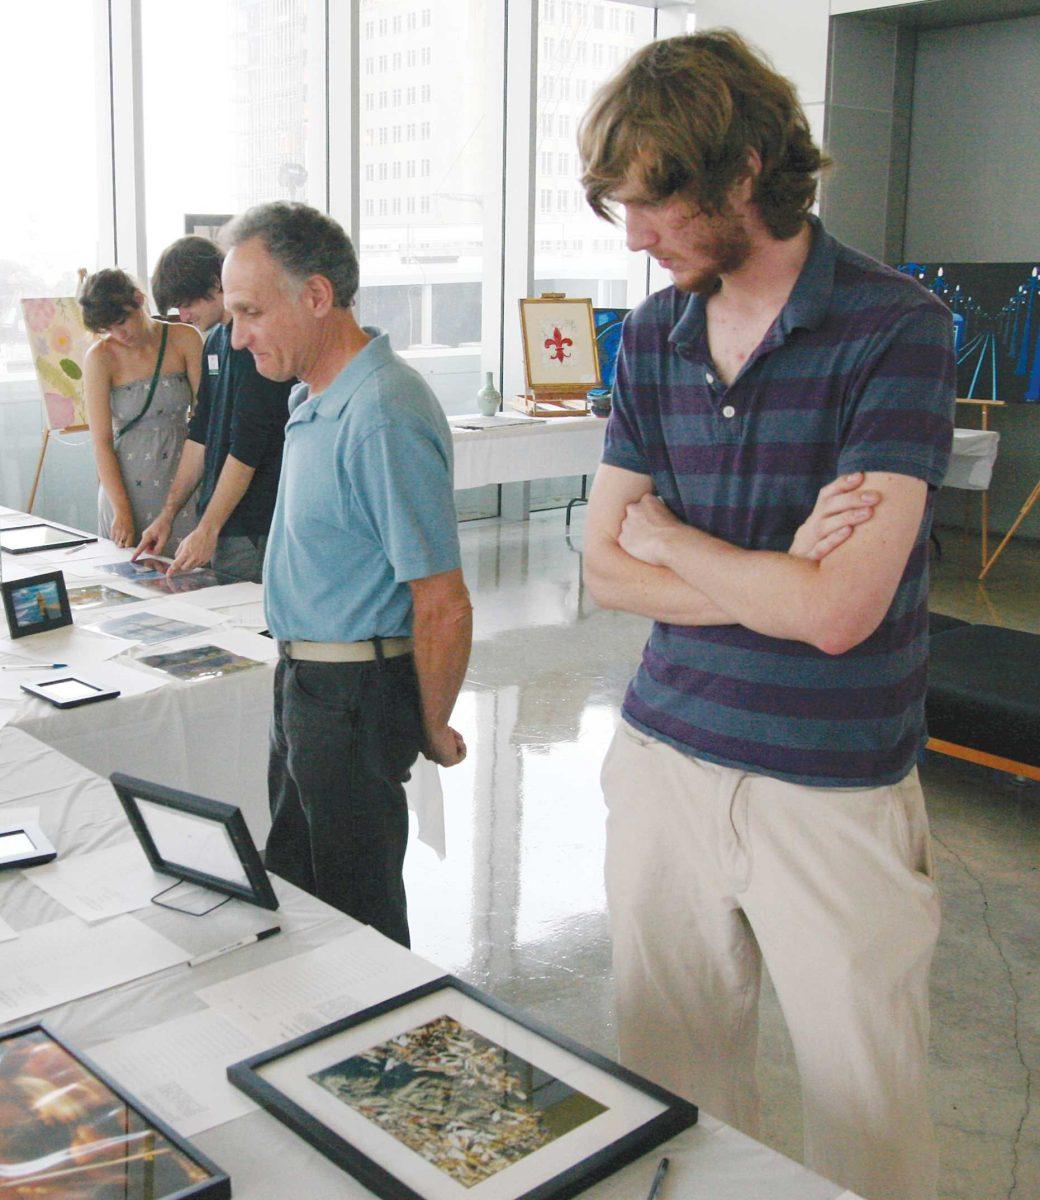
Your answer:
[451,415,606,490]
[0,728,857,1200]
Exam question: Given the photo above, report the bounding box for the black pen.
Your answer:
[646,1157,670,1200]
[187,925,281,967]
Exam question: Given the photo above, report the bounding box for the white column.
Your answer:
[327,0,359,243]
[109,0,147,283]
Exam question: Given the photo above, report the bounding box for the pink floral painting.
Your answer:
[20,297,93,430]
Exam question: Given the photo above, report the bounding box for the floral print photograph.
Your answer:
[309,1015,607,1189]
[21,297,94,429]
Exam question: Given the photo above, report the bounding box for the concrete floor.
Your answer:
[403,509,1039,1200]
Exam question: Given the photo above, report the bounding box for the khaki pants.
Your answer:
[602,721,940,1200]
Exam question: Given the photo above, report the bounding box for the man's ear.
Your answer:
[302,274,335,318]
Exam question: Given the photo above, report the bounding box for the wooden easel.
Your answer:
[26,424,89,513]
[513,293,599,418]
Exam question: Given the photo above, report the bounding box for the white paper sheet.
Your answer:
[89,1008,262,1136]
[212,601,267,630]
[0,915,17,942]
[82,598,223,646]
[0,914,190,1023]
[175,581,265,611]
[0,702,17,729]
[22,840,168,922]
[195,926,443,1043]
[0,624,133,667]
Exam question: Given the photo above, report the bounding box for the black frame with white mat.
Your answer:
[110,772,279,911]
[20,675,121,708]
[1,569,73,638]
[0,819,57,870]
[0,521,97,554]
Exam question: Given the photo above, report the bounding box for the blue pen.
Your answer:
[0,662,68,671]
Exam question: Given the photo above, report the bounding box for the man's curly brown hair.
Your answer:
[578,30,829,240]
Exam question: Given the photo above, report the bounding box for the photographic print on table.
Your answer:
[97,558,171,583]
[138,643,261,682]
[87,610,208,646]
[228,977,697,1200]
[1,570,73,639]
[0,1022,229,1199]
[67,583,142,611]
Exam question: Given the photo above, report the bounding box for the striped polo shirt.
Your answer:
[604,217,955,787]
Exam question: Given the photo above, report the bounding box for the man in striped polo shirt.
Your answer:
[579,32,954,1200]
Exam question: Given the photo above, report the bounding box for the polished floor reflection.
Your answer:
[403,511,1040,1200]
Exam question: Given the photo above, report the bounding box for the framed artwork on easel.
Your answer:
[20,296,95,512]
[515,296,602,417]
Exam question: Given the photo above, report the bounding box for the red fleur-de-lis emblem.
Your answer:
[544,326,573,363]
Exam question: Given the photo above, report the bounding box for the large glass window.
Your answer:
[141,0,319,285]
[533,0,654,306]
[356,0,493,417]
[0,2,101,384]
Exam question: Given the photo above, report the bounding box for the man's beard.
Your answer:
[675,207,752,295]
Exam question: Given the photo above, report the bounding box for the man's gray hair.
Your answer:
[222,202,359,307]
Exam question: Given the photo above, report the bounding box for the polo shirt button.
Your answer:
[722,404,736,418]
[705,371,715,384]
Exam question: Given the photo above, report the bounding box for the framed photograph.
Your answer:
[96,560,227,596]
[519,298,602,394]
[137,642,262,682]
[111,773,279,910]
[0,1022,229,1198]
[0,521,96,554]
[1,570,73,639]
[228,977,697,1200]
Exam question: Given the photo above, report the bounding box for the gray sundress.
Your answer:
[97,372,196,549]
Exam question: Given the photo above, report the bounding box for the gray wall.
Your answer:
[903,14,1040,540]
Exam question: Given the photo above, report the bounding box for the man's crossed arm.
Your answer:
[584,465,925,655]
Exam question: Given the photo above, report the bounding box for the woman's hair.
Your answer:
[151,236,224,315]
[78,268,142,333]
[578,30,829,240]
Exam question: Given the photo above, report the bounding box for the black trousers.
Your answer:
[266,649,423,947]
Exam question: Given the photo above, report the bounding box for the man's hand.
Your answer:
[789,472,879,560]
[134,514,173,561]
[110,507,135,549]
[618,493,682,566]
[167,524,219,575]
[424,724,467,767]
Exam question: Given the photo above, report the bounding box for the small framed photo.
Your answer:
[0,1022,230,1198]
[111,772,279,910]
[229,977,696,1200]
[519,297,602,394]
[1,570,73,639]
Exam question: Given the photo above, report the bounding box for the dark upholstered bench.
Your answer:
[927,616,1040,781]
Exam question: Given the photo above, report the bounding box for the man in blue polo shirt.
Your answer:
[220,202,472,948]
[136,236,291,582]
[580,33,953,1200]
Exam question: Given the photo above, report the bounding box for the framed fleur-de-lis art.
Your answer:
[517,295,602,415]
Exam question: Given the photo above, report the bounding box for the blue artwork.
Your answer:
[587,308,628,416]
[898,262,1040,402]
[12,580,63,628]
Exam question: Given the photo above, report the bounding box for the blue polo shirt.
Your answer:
[604,218,955,787]
[263,329,461,642]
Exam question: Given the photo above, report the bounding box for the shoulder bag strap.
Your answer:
[116,321,170,441]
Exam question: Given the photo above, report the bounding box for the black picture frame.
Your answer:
[1,569,73,638]
[228,976,697,1200]
[21,675,121,708]
[0,521,96,554]
[111,772,279,911]
[0,1021,230,1198]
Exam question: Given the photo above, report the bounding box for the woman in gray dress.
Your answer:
[80,270,202,548]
